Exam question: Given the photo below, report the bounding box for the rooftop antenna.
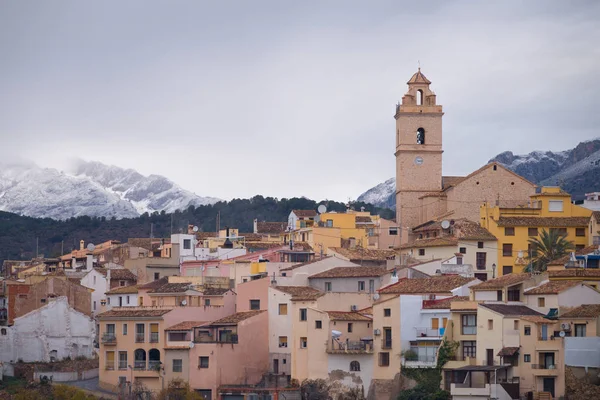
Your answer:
[317,204,327,214]
[87,243,96,252]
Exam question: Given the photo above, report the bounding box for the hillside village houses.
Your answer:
[1,69,600,400]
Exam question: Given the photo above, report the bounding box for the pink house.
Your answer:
[236,277,270,312]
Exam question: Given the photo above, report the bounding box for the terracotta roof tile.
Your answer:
[139,277,169,290]
[106,285,139,295]
[549,269,600,278]
[330,247,396,261]
[164,346,191,350]
[524,280,580,295]
[98,308,171,318]
[496,217,590,227]
[109,269,137,281]
[400,237,458,249]
[471,273,532,290]
[358,306,373,314]
[560,304,600,319]
[327,311,372,321]
[497,347,520,357]
[279,256,334,272]
[548,246,600,266]
[292,210,317,218]
[256,222,287,234]
[166,321,207,331]
[407,69,431,84]
[593,211,600,223]
[480,304,543,317]
[422,296,469,309]
[309,266,388,279]
[520,315,554,324]
[355,216,373,224]
[202,287,230,296]
[378,276,475,295]
[442,176,466,190]
[274,286,324,301]
[150,282,195,294]
[411,219,496,241]
[208,310,265,325]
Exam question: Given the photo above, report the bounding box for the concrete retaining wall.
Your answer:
[33,367,99,382]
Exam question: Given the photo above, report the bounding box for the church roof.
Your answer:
[407,68,431,85]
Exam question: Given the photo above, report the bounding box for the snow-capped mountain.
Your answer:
[358,138,600,208]
[357,177,396,210]
[0,160,220,220]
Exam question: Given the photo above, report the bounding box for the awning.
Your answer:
[497,347,520,357]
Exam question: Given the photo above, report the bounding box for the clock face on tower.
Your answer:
[414,156,424,166]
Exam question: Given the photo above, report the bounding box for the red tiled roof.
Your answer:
[97,308,171,319]
[279,256,334,272]
[138,277,169,290]
[166,321,207,331]
[330,247,396,261]
[109,269,137,281]
[106,285,138,295]
[274,286,324,301]
[422,296,469,309]
[497,347,520,357]
[548,246,600,266]
[480,304,542,317]
[378,276,475,295]
[208,310,265,325]
[150,283,195,294]
[292,210,317,218]
[327,311,372,321]
[400,237,458,249]
[560,304,600,319]
[407,69,431,84]
[592,211,600,223]
[549,269,600,278]
[442,176,466,190]
[411,218,496,241]
[309,266,388,279]
[495,217,590,227]
[471,273,532,290]
[202,287,230,296]
[524,280,580,295]
[256,222,287,234]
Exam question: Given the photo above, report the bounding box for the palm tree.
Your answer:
[526,228,575,272]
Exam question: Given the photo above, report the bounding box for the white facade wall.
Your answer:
[474,291,499,302]
[0,297,94,363]
[327,353,374,393]
[558,285,600,307]
[106,293,138,309]
[399,295,451,350]
[451,280,481,297]
[80,269,108,315]
[268,287,293,356]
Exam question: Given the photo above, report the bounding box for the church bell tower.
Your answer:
[395,69,443,241]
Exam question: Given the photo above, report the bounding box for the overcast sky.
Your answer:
[1,1,599,202]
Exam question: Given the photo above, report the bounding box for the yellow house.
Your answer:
[480,187,592,276]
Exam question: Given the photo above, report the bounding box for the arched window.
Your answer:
[350,361,360,371]
[416,128,425,145]
[416,89,423,105]
[134,349,147,370]
[149,348,161,370]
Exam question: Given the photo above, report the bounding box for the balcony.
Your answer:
[148,360,161,371]
[327,340,373,354]
[150,332,159,343]
[118,362,127,370]
[381,338,392,349]
[134,361,146,370]
[415,327,444,338]
[135,333,145,343]
[105,363,115,371]
[101,333,117,345]
[403,355,437,368]
[531,364,559,376]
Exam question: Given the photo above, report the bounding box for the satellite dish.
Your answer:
[373,293,380,301]
[441,220,450,230]
[317,204,327,214]
[87,243,96,252]
[192,226,199,233]
[189,342,195,348]
[200,265,205,272]
[181,300,188,306]
[331,330,342,339]
[559,331,566,338]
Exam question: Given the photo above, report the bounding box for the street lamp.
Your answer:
[492,263,496,279]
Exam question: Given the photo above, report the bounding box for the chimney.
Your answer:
[223,227,233,249]
[188,225,194,234]
[253,219,258,234]
[80,240,85,251]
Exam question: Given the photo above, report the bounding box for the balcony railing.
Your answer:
[415,327,443,338]
[118,362,127,370]
[328,340,372,353]
[102,333,117,344]
[134,361,146,370]
[148,360,161,370]
[105,364,115,371]
[381,339,392,349]
[135,333,145,343]
[531,364,557,370]
[150,332,159,343]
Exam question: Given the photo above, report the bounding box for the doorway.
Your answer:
[542,377,555,397]
[486,349,494,366]
[273,359,279,374]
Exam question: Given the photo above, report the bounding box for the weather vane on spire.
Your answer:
[418,60,421,71]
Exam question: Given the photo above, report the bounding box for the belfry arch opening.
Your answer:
[416,89,423,105]
[416,128,425,144]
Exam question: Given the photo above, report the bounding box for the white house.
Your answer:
[287,209,317,230]
[80,267,137,315]
[105,285,139,309]
[0,297,95,363]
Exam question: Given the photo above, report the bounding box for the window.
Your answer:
[389,227,398,236]
[524,326,531,336]
[459,247,467,254]
[249,300,260,310]
[93,276,96,285]
[348,323,353,333]
[507,288,520,301]
[173,359,183,372]
[325,282,332,292]
[350,361,360,371]
[416,127,425,144]
[326,219,333,228]
[576,228,585,237]
[418,249,425,256]
[503,266,513,275]
[279,336,288,348]
[514,320,519,330]
[315,320,322,329]
[478,242,484,248]
[369,279,375,293]
[204,298,211,306]
[431,318,439,330]
[505,227,515,236]
[169,332,188,341]
[278,304,288,315]
[119,280,126,287]
[575,324,586,337]
[183,239,191,249]
[488,319,493,330]
[199,356,209,368]
[126,296,130,305]
[548,200,564,212]
[462,341,476,359]
[503,244,513,257]
[135,324,145,343]
[154,272,160,280]
[358,281,365,291]
[93,301,96,311]
[300,308,307,321]
[461,314,476,335]
[384,308,391,317]
[105,351,115,370]
[0,328,5,336]
[497,290,503,301]
[524,354,531,363]
[118,351,127,370]
[123,324,128,335]
[107,297,110,305]
[538,297,545,307]
[528,227,538,236]
[456,256,463,265]
[476,252,486,270]
[300,337,307,348]
[379,352,390,366]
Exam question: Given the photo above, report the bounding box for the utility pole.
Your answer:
[36,237,38,258]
